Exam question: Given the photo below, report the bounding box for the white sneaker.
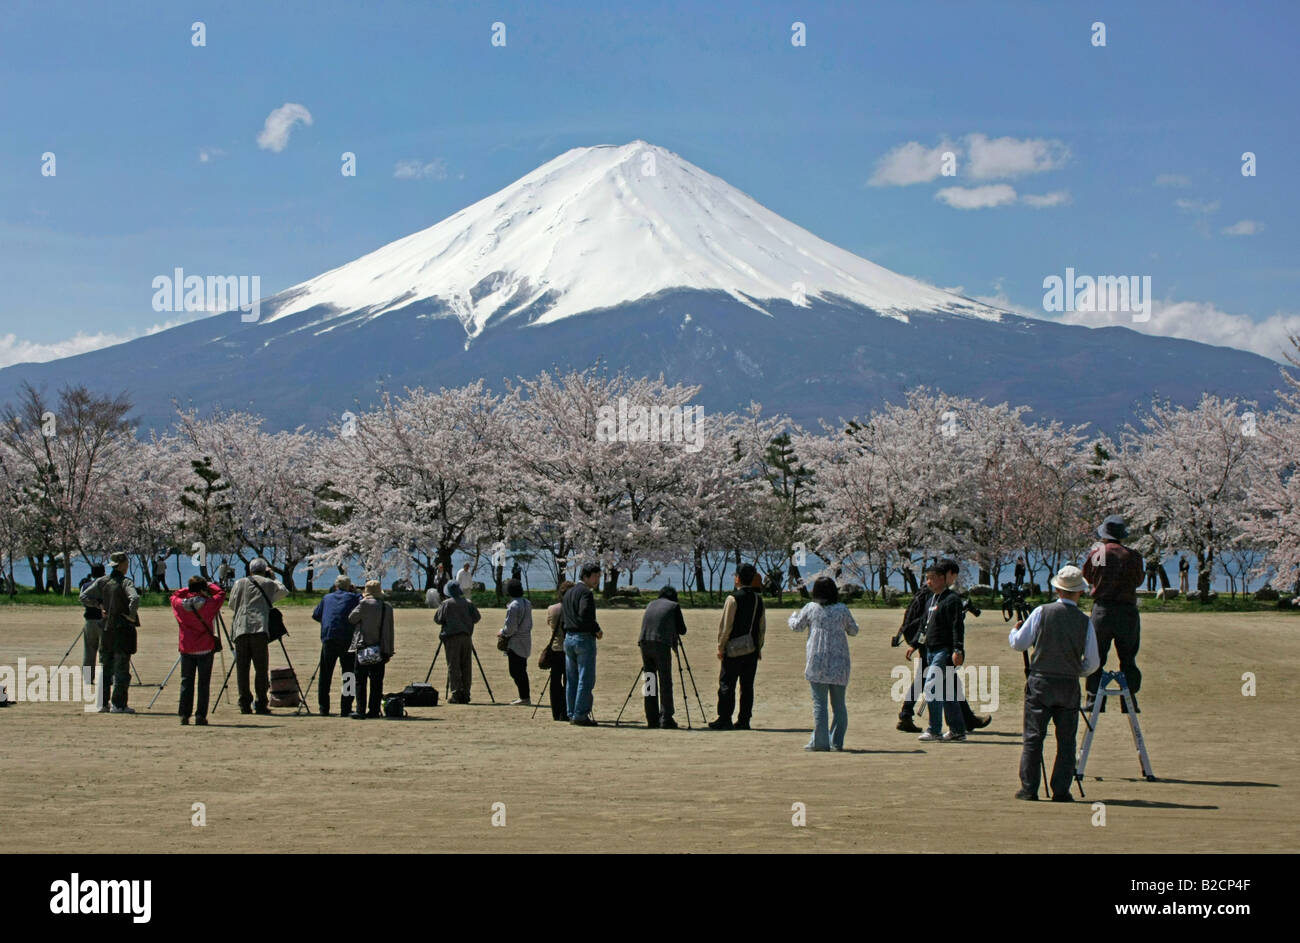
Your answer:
[110,705,136,714]
[918,731,941,742]
[510,698,531,706]
[941,731,967,742]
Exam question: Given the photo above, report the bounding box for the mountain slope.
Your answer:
[0,142,1282,434]
[264,141,1000,339]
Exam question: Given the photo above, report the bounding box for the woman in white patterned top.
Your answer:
[789,576,860,751]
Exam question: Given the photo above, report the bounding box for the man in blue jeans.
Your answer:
[561,563,603,726]
[913,562,967,742]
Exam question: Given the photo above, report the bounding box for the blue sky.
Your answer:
[1,0,1296,365]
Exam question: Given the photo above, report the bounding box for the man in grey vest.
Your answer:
[1008,565,1100,801]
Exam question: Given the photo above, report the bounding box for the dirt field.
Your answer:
[1,604,1295,853]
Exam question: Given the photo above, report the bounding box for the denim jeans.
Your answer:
[924,647,965,736]
[563,632,597,718]
[808,681,847,750]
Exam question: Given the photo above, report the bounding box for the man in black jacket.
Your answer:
[78,552,140,714]
[638,586,688,728]
[562,564,603,725]
[915,562,967,742]
[894,559,989,733]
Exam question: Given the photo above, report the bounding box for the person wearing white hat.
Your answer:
[1008,565,1101,801]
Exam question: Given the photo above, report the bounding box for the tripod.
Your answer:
[1074,670,1155,796]
[56,624,146,686]
[614,636,707,729]
[424,636,496,703]
[212,614,312,715]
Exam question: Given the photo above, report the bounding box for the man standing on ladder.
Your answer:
[1082,515,1145,714]
[1008,565,1100,801]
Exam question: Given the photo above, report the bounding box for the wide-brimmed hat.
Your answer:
[1051,565,1088,594]
[363,579,384,598]
[1096,515,1128,541]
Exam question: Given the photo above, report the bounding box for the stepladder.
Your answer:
[1076,670,1155,784]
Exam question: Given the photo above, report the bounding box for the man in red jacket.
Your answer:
[1081,515,1145,712]
[171,576,226,725]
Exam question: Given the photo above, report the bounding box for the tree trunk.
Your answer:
[979,566,991,586]
[494,561,504,600]
[1157,564,1171,590]
[1197,548,1212,602]
[788,561,808,598]
[306,564,315,593]
[603,567,620,598]
[693,546,706,595]
[28,555,43,593]
[279,563,298,593]
[902,554,919,594]
[877,562,888,596]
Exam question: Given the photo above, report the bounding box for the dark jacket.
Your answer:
[562,583,600,635]
[896,588,931,646]
[313,589,362,644]
[639,598,687,648]
[434,596,481,638]
[80,570,139,655]
[918,587,965,655]
[1082,540,1144,605]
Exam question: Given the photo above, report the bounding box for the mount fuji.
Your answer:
[0,141,1281,432]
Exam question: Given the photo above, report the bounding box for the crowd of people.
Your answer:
[71,514,1148,800]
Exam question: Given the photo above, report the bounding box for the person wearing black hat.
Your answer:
[637,585,688,728]
[709,563,765,730]
[78,563,107,690]
[1081,515,1145,712]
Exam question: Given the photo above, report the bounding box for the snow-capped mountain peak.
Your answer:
[265,140,1001,335]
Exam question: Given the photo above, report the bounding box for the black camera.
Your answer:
[1000,582,1031,622]
[960,595,982,617]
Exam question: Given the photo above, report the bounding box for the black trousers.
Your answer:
[318,637,355,715]
[717,651,758,724]
[178,652,214,719]
[548,657,567,720]
[900,644,980,726]
[1020,673,1081,798]
[1085,601,1141,710]
[640,640,675,726]
[355,661,385,716]
[507,650,530,700]
[235,633,269,711]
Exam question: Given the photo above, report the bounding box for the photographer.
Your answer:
[1081,515,1145,713]
[171,576,225,725]
[79,552,139,714]
[347,580,395,719]
[894,559,989,733]
[637,585,688,729]
[312,575,362,716]
[1008,566,1100,800]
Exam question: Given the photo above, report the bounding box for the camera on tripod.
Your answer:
[1000,582,1031,622]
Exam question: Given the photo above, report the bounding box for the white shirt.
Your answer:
[1008,597,1101,676]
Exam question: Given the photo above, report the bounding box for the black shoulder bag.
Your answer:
[250,576,288,642]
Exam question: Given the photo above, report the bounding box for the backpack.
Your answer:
[400,682,439,707]
[382,694,407,718]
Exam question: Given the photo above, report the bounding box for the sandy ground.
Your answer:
[0,603,1295,853]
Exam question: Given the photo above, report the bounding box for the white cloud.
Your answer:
[1155,173,1191,187]
[393,158,449,181]
[966,133,1069,180]
[1020,190,1071,208]
[868,140,956,186]
[1175,197,1220,214]
[934,184,1018,209]
[1045,299,1300,363]
[199,147,225,163]
[257,103,313,153]
[0,313,213,369]
[1222,219,1264,236]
